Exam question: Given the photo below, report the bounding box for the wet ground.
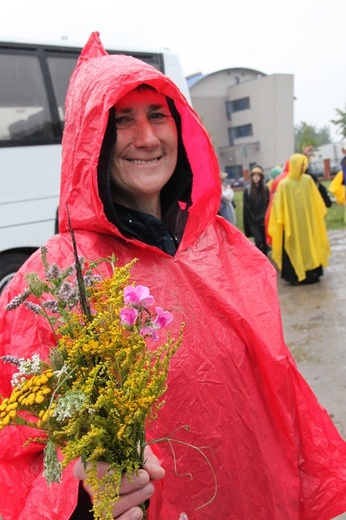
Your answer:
[275,228,346,519]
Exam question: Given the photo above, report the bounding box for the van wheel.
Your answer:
[0,252,32,294]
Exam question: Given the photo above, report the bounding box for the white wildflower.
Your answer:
[43,439,62,484]
[10,354,42,387]
[53,391,86,421]
[53,364,69,379]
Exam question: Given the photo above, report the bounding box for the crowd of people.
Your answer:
[220,143,343,286]
[2,31,346,520]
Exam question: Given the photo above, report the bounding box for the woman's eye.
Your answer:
[115,113,170,129]
[149,112,170,124]
[115,117,134,129]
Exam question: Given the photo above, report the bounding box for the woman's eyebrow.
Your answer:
[148,103,166,111]
[116,103,167,115]
[115,106,133,115]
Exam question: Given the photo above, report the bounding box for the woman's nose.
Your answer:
[133,120,160,148]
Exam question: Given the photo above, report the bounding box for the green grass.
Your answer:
[233,181,345,234]
[233,190,245,234]
[323,180,346,229]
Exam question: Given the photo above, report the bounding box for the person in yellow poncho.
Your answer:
[328,138,346,205]
[329,170,346,205]
[268,153,330,285]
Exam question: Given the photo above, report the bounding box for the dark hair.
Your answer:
[249,165,268,202]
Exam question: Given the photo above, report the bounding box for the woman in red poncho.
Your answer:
[264,159,289,246]
[1,33,346,520]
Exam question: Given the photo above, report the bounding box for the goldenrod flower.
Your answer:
[1,249,184,520]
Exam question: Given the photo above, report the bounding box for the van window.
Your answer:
[46,54,79,124]
[0,39,189,293]
[0,51,56,144]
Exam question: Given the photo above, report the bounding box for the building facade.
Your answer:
[187,68,294,181]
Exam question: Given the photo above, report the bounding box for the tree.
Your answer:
[294,122,331,153]
[331,105,346,138]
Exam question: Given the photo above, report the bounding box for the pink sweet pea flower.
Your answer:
[120,307,138,327]
[123,285,155,308]
[139,325,159,341]
[152,307,173,329]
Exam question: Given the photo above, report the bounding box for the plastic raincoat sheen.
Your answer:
[1,33,346,520]
[268,154,330,282]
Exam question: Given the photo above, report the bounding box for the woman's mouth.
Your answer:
[127,157,161,165]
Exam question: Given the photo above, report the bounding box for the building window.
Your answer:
[226,165,243,179]
[228,124,253,145]
[226,97,250,119]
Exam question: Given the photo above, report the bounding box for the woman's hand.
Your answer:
[73,445,165,519]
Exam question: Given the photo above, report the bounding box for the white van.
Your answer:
[0,37,190,293]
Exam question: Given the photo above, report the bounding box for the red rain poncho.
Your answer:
[264,159,289,246]
[1,33,346,520]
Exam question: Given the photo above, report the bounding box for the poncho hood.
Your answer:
[287,153,308,181]
[58,32,221,252]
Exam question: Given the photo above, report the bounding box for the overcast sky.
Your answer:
[2,0,345,141]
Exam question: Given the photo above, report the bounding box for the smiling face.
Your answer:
[110,87,178,217]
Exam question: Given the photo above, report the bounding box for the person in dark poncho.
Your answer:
[303,145,332,208]
[243,165,270,255]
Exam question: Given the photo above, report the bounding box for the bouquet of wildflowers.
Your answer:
[0,245,184,520]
